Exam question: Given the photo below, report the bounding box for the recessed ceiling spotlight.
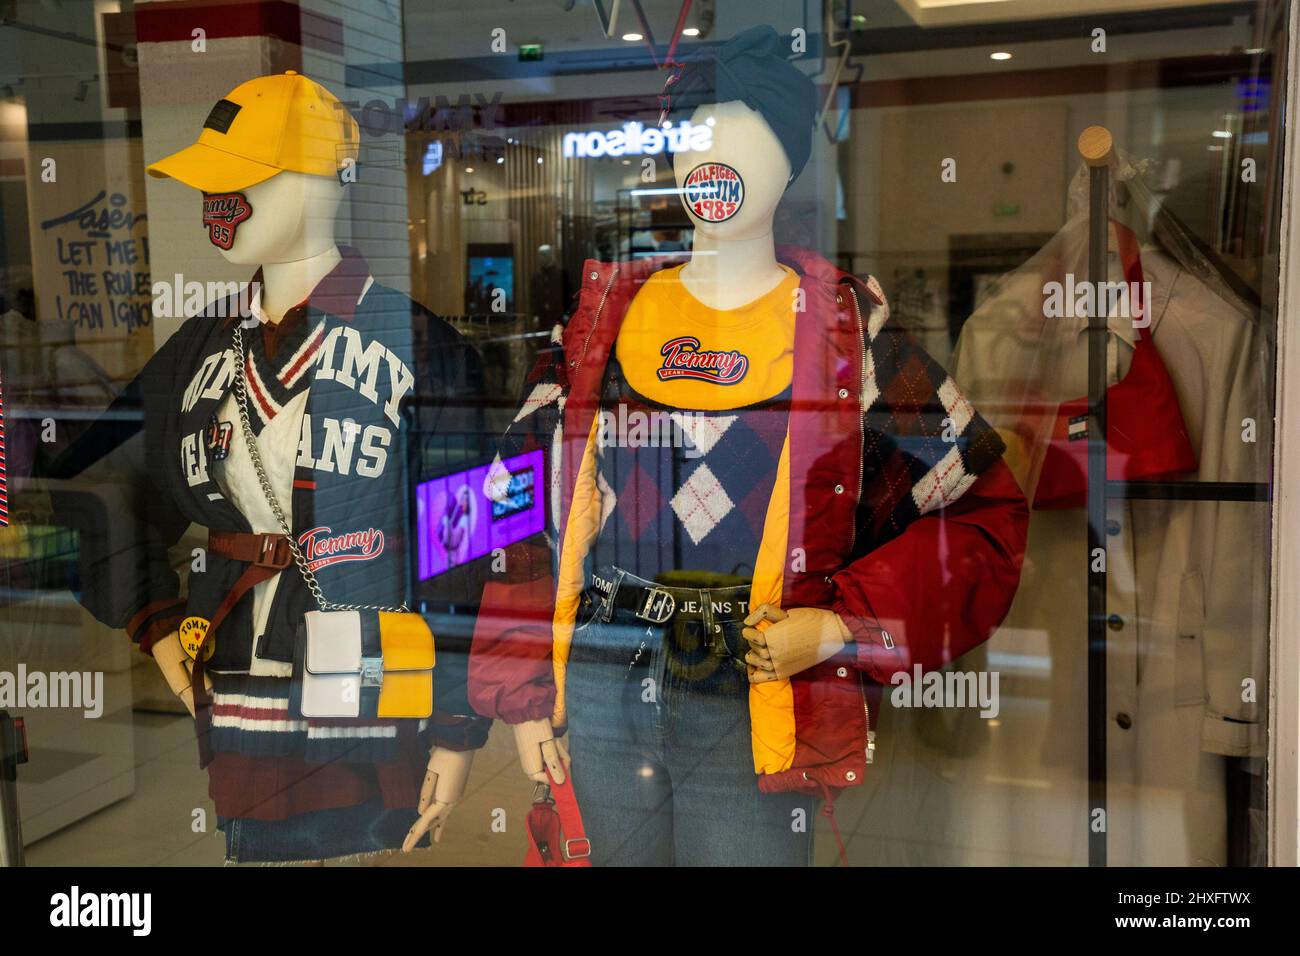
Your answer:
[465,167,474,173]
[622,32,643,42]
[682,27,700,37]
[990,51,1013,61]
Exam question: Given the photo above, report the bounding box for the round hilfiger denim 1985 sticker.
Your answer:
[683,162,744,223]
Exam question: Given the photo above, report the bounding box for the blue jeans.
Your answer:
[219,799,420,864]
[565,596,814,867]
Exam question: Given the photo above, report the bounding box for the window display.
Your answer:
[0,0,1290,882]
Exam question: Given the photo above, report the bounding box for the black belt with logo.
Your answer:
[586,567,753,626]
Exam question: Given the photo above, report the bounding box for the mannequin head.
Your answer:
[673,101,790,242]
[204,170,345,266]
[147,71,359,271]
[660,26,816,252]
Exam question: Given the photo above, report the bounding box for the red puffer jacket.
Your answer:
[469,245,1028,796]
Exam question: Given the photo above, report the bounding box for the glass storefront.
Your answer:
[0,0,1290,868]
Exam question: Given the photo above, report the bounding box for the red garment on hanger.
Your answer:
[1032,222,1197,510]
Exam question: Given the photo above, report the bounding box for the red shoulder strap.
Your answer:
[524,768,592,867]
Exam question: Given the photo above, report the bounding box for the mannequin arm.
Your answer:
[742,606,851,682]
[468,540,559,723]
[831,460,1028,682]
[513,718,569,784]
[151,631,213,717]
[401,747,475,851]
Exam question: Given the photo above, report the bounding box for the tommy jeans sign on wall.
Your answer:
[682,162,744,223]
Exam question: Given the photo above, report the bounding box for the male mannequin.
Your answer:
[145,167,476,846]
[54,72,489,862]
[151,170,344,714]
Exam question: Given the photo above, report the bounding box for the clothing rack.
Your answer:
[1078,127,1269,866]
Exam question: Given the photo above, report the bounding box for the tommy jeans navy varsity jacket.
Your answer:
[49,248,493,750]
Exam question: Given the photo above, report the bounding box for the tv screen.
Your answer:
[415,448,544,580]
[466,243,515,313]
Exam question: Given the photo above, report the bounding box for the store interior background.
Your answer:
[0,0,1284,864]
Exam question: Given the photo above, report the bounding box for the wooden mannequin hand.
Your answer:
[743,605,851,683]
[402,747,474,851]
[513,718,570,784]
[151,631,213,717]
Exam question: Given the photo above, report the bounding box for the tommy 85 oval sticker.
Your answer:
[683,162,744,223]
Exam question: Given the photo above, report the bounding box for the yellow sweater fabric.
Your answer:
[614,264,798,410]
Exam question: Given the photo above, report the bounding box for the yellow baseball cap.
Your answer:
[147,71,359,193]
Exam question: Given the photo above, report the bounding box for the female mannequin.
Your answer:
[471,26,1026,866]
[505,97,852,799]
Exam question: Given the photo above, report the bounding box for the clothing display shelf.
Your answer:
[1078,126,1269,866]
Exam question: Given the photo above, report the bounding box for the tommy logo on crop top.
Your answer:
[657,336,748,385]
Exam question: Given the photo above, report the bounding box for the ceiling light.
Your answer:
[682,27,700,37]
[497,156,505,164]
[622,32,643,42]
[1212,130,1232,138]
[990,51,1012,61]
[465,167,474,173]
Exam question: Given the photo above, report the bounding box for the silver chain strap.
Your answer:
[230,324,407,613]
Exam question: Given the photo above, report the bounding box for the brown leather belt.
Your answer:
[192,531,294,766]
[208,530,293,567]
